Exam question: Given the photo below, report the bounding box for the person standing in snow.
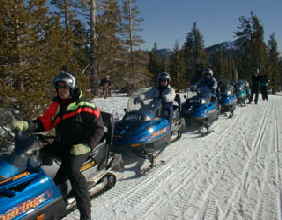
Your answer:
[259,73,269,101]
[99,75,112,99]
[134,72,176,119]
[11,71,104,220]
[248,69,260,104]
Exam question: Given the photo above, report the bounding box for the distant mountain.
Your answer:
[154,41,240,57]
[155,41,239,57]
[154,48,172,57]
[205,41,239,54]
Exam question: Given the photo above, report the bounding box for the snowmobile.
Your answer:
[181,86,219,135]
[217,82,237,118]
[112,88,184,168]
[0,111,119,220]
[234,80,247,106]
[243,80,252,103]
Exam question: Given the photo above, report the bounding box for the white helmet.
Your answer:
[53,71,76,89]
[203,68,214,77]
[157,72,171,83]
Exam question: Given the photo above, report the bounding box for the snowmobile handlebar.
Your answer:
[14,132,55,155]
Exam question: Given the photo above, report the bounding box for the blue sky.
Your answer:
[137,1,282,51]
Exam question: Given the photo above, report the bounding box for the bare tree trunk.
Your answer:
[14,1,24,91]
[63,0,69,32]
[233,68,238,81]
[127,0,135,90]
[89,0,99,95]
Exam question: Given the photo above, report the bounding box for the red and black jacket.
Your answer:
[34,95,104,149]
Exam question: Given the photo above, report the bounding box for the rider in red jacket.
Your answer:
[12,71,104,220]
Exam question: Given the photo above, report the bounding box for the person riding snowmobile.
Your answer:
[134,72,176,119]
[11,71,104,220]
[197,68,218,95]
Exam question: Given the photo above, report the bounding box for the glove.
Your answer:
[134,96,141,104]
[70,143,91,155]
[10,120,29,132]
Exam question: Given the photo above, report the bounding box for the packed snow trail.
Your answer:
[64,95,282,220]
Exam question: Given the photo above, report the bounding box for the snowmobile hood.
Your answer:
[113,119,170,145]
[0,159,22,181]
[114,120,166,138]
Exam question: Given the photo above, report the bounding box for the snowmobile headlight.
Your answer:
[200,99,207,104]
[131,143,142,148]
[227,91,232,95]
[148,127,154,133]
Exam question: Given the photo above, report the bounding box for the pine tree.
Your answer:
[120,0,144,89]
[209,48,235,81]
[94,0,123,80]
[234,16,253,79]
[267,33,280,93]
[183,22,207,83]
[250,13,268,72]
[169,41,186,90]
[234,12,268,79]
[51,0,83,69]
[0,0,65,118]
[148,43,164,77]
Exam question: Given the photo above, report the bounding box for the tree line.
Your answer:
[0,1,281,119]
[151,12,282,93]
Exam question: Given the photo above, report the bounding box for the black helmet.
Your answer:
[157,72,171,83]
[53,71,76,89]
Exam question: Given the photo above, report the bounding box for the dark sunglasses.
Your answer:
[160,79,168,82]
[55,83,69,89]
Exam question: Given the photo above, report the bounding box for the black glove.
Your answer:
[134,96,141,104]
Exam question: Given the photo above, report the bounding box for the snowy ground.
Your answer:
[63,94,282,220]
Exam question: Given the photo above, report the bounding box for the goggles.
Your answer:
[160,79,169,83]
[55,82,69,89]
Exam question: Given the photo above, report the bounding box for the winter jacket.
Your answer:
[33,89,104,150]
[139,86,176,103]
[251,74,260,90]
[197,76,218,92]
[100,78,112,88]
[259,75,269,89]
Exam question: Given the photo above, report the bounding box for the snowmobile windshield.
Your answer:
[236,82,245,90]
[1,133,42,172]
[222,85,234,95]
[125,88,161,121]
[197,86,212,99]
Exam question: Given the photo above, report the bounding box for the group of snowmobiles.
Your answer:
[181,79,251,135]
[0,82,252,220]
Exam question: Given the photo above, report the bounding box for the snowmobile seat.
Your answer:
[85,111,114,168]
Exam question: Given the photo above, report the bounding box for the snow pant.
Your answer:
[162,102,174,120]
[260,87,268,101]
[249,88,259,104]
[41,143,91,220]
[102,86,112,99]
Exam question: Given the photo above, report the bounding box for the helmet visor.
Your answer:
[160,79,169,82]
[54,81,69,89]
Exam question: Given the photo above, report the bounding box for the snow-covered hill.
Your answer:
[64,94,282,220]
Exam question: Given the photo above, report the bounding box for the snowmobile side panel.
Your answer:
[0,171,63,220]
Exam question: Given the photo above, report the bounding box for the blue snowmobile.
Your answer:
[113,88,184,168]
[0,112,119,220]
[234,80,247,106]
[217,82,237,118]
[181,86,219,135]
